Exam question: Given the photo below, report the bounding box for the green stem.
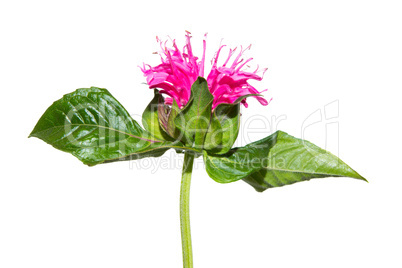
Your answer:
[180,152,195,268]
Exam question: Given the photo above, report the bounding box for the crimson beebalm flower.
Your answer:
[141,32,269,110]
[30,30,367,268]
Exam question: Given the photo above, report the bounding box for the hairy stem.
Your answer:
[180,152,195,268]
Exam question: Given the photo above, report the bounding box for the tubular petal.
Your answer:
[141,33,269,110]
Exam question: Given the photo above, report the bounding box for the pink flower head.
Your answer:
[141,32,269,110]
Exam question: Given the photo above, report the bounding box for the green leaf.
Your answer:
[203,131,366,191]
[165,99,182,140]
[203,110,224,151]
[174,77,214,148]
[29,87,191,166]
[204,94,259,154]
[142,89,173,141]
[203,103,240,154]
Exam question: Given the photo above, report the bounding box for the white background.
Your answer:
[1,0,401,267]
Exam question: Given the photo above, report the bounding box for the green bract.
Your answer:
[30,78,366,190]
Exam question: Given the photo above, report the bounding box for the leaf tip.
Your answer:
[348,168,368,183]
[358,175,369,183]
[28,131,36,139]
